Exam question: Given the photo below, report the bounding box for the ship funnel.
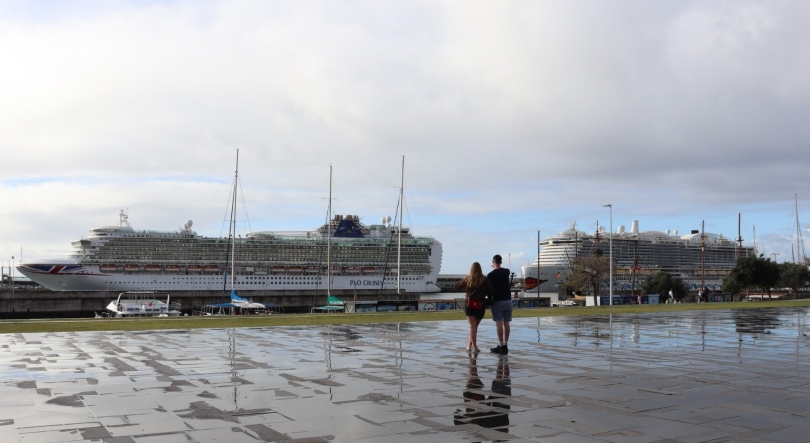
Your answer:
[631,220,639,234]
[617,225,625,234]
[674,230,678,236]
[666,229,671,235]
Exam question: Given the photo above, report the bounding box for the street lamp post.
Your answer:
[771,253,780,262]
[602,205,613,306]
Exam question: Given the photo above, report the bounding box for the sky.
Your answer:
[2,0,810,275]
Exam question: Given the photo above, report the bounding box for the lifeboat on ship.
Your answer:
[99,264,118,272]
[288,266,303,273]
[304,266,320,273]
[165,265,180,272]
[145,265,162,272]
[187,265,203,273]
[345,267,361,273]
[271,266,286,272]
[362,267,375,273]
[203,265,220,273]
[124,264,140,272]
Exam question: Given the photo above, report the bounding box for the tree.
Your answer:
[723,254,781,300]
[779,262,810,299]
[642,271,688,302]
[566,255,610,305]
[759,258,781,299]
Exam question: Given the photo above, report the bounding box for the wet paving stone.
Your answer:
[1,307,809,442]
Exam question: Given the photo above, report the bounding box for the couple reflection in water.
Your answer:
[454,355,511,433]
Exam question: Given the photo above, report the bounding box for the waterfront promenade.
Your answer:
[0,307,808,442]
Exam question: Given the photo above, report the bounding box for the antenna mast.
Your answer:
[701,220,705,290]
[753,225,757,256]
[737,213,743,258]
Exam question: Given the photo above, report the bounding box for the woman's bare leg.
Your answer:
[467,316,481,351]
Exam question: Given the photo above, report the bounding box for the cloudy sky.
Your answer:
[2,0,810,274]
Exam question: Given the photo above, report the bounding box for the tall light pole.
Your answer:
[602,205,612,306]
[771,253,780,262]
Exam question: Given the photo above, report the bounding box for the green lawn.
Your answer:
[1,300,808,334]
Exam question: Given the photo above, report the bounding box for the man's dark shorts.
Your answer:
[491,300,513,322]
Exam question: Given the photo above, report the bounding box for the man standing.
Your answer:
[488,255,513,355]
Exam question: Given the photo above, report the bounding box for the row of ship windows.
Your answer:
[93,249,431,257]
[98,250,431,256]
[105,276,422,283]
[99,239,432,247]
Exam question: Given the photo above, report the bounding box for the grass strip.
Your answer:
[1,300,808,334]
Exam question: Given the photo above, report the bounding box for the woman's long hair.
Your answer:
[464,262,486,289]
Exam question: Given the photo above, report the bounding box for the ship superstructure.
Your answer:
[522,220,754,293]
[18,211,442,292]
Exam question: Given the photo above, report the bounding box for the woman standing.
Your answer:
[455,262,495,352]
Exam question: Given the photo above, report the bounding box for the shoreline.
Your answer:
[1,299,808,334]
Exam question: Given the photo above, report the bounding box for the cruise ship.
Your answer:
[522,220,754,294]
[18,211,442,293]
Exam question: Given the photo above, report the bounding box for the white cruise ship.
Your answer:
[18,211,442,293]
[522,221,754,294]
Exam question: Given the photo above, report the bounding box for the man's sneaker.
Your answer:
[499,345,508,355]
[490,345,503,353]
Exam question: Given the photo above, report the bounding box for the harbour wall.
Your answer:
[0,289,405,318]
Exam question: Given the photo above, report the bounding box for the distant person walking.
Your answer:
[488,255,513,355]
[455,262,495,353]
[697,287,706,303]
[668,288,675,304]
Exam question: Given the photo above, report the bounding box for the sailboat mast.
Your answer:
[791,194,804,264]
[397,156,404,295]
[327,165,332,296]
[231,150,239,291]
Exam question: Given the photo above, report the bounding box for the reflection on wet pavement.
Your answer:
[1,307,809,442]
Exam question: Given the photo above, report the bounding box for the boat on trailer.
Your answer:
[197,290,272,316]
[103,291,182,318]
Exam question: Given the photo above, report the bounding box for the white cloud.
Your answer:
[2,0,810,272]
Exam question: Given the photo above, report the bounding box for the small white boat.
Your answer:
[104,291,182,318]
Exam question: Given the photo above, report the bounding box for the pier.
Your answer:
[0,288,405,318]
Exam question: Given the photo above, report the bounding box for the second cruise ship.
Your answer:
[522,220,754,294]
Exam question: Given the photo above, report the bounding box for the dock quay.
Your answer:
[0,289,406,318]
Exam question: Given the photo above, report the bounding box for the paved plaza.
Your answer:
[0,307,808,443]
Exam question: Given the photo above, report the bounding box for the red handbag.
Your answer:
[465,282,484,309]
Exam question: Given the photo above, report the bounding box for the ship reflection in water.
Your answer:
[541,307,808,362]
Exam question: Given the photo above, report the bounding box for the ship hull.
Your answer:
[520,265,569,293]
[18,262,440,293]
